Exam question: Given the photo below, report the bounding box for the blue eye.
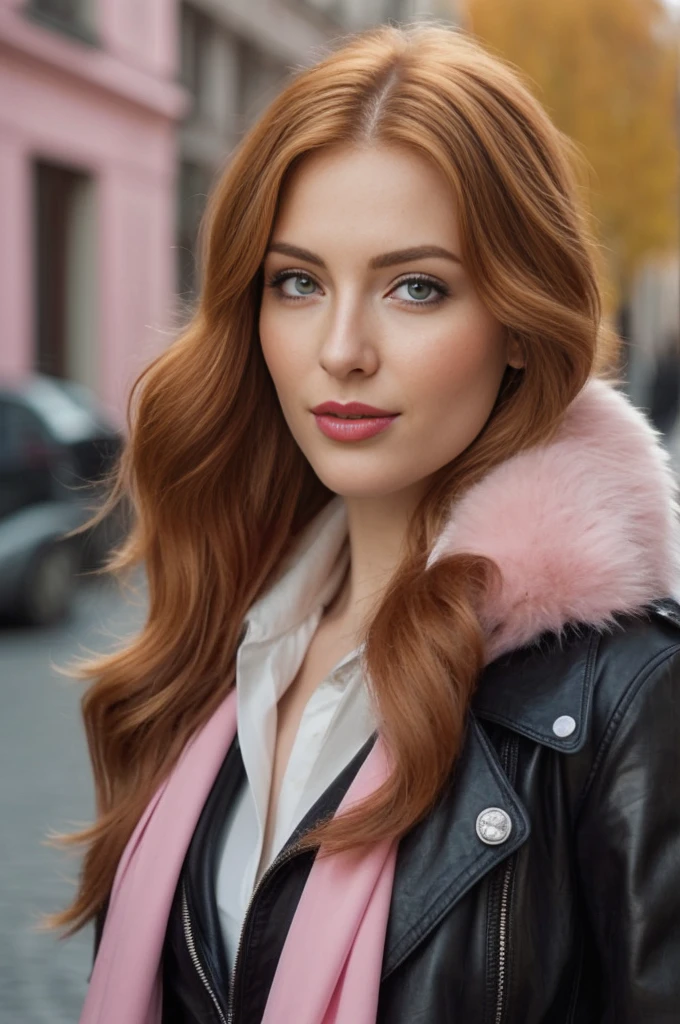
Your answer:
[284,274,317,296]
[409,281,432,300]
[391,274,448,305]
[267,271,318,299]
[265,269,449,307]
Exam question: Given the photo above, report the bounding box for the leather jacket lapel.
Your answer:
[381,630,600,977]
[382,714,530,978]
[472,629,596,753]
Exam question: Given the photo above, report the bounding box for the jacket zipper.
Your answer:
[180,841,305,1024]
[493,734,519,1024]
[494,857,513,1024]
[226,841,303,1023]
[181,881,227,1024]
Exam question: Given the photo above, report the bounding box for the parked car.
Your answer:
[0,374,124,625]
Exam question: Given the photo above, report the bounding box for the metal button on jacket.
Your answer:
[476,807,513,845]
[552,715,576,738]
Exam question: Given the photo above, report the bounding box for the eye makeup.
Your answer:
[264,268,451,307]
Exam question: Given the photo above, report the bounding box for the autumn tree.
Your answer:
[462,0,679,302]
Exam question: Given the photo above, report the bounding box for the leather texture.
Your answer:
[95,600,680,1024]
[93,598,680,1024]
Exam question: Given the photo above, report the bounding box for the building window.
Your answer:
[26,0,97,43]
[236,39,288,125]
[33,161,97,387]
[180,3,216,125]
[177,161,214,300]
[302,0,343,17]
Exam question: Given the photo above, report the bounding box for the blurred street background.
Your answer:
[0,575,144,1023]
[1,0,679,1020]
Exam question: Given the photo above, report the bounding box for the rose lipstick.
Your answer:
[311,401,400,442]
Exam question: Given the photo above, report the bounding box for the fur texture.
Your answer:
[427,378,680,662]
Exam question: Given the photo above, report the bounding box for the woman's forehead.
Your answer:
[270,144,461,263]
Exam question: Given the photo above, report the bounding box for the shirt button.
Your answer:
[552,715,576,738]
[476,807,513,845]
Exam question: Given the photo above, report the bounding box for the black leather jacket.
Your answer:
[94,600,680,1023]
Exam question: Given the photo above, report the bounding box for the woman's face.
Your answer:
[259,143,521,502]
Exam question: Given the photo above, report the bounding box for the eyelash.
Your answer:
[264,269,450,307]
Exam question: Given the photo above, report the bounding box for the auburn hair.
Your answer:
[50,22,611,934]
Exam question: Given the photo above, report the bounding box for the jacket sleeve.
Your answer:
[575,647,680,1022]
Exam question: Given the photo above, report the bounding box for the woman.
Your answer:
[55,22,680,1024]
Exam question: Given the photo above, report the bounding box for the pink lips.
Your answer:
[310,401,400,442]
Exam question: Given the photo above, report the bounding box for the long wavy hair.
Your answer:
[50,21,612,934]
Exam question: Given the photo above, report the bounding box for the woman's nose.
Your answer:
[317,300,380,378]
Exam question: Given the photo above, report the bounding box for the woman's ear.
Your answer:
[506,334,525,370]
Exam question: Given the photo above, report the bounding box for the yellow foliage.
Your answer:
[464,0,679,297]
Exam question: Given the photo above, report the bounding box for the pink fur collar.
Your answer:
[427,378,680,662]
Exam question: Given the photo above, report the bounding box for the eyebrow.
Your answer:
[265,242,462,269]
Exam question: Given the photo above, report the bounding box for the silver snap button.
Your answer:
[552,715,576,738]
[476,807,512,845]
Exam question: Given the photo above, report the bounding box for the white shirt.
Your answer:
[215,496,377,976]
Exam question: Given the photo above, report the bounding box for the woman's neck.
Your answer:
[321,488,425,642]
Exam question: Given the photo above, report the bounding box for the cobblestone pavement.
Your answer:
[0,575,145,1024]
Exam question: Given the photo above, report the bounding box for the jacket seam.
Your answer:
[238,877,281,1022]
[564,929,585,1024]
[574,642,680,821]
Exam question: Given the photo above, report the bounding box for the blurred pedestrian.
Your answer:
[49,22,680,1024]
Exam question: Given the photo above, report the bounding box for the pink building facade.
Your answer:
[0,0,186,422]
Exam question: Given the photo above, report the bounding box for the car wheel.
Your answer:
[19,542,79,626]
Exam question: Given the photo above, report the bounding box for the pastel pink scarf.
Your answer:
[80,686,396,1024]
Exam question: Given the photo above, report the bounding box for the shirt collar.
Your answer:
[243,496,350,644]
